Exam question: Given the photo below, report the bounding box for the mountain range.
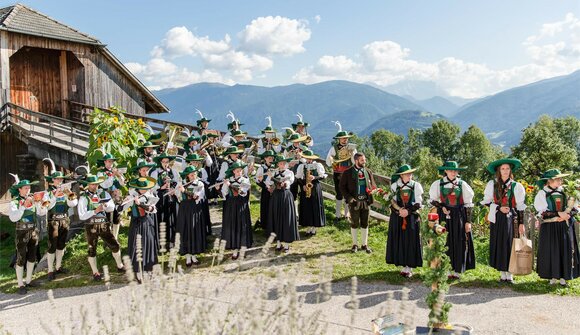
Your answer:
[153,69,580,153]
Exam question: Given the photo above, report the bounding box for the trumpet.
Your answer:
[304,168,313,198]
[271,137,281,146]
[303,135,312,144]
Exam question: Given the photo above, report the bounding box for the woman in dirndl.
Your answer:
[295,150,327,235]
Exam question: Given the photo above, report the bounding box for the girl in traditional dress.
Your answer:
[217,147,246,181]
[481,158,526,283]
[150,152,179,250]
[428,161,476,279]
[122,177,159,283]
[175,166,207,266]
[386,165,423,278]
[220,161,253,260]
[295,150,327,235]
[266,155,300,253]
[534,169,580,286]
[185,153,213,236]
[255,150,276,232]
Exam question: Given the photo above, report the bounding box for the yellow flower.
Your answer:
[112,117,119,124]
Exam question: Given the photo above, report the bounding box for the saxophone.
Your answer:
[304,167,313,198]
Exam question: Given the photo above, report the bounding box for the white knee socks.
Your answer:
[112,224,120,239]
[351,228,358,246]
[112,251,123,269]
[335,201,342,218]
[88,257,98,274]
[25,261,35,284]
[344,200,350,217]
[55,249,64,270]
[16,265,24,287]
[361,228,368,246]
[47,253,55,273]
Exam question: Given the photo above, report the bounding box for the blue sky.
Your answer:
[6,1,580,98]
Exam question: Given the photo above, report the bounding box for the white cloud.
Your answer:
[238,16,311,55]
[314,15,321,24]
[294,12,580,98]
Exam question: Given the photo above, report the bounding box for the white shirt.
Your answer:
[480,179,527,223]
[8,194,49,222]
[77,190,115,221]
[97,168,125,190]
[391,179,424,206]
[428,176,474,208]
[295,162,327,180]
[47,188,78,210]
[325,143,357,167]
[120,189,159,214]
[265,169,294,190]
[217,159,249,181]
[221,176,251,198]
[176,179,205,204]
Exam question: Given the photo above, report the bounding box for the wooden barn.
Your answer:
[0,3,169,202]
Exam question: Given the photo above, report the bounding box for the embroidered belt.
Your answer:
[51,213,68,220]
[355,194,368,201]
[88,217,107,224]
[16,222,35,230]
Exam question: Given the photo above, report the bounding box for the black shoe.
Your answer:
[361,245,372,254]
[93,273,102,281]
[186,262,193,268]
[311,230,317,236]
[25,281,38,288]
[284,246,290,254]
[231,254,239,260]
[275,246,283,252]
[351,245,358,253]
[192,259,201,266]
[117,266,125,273]
[56,267,69,274]
[18,286,27,295]
[47,272,56,281]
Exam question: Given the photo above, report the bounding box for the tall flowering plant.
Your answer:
[366,185,390,209]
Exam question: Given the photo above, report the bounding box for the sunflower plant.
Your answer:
[86,106,150,178]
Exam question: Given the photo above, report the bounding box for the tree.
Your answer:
[553,116,580,164]
[457,125,503,182]
[421,120,461,162]
[512,115,579,181]
[369,129,406,169]
[410,147,443,186]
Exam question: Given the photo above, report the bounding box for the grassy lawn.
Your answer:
[1,196,579,296]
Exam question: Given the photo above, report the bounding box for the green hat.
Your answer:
[132,161,156,173]
[230,129,247,137]
[260,150,276,159]
[10,179,39,190]
[301,150,319,160]
[139,141,159,149]
[180,165,199,178]
[185,153,205,162]
[222,146,244,156]
[391,164,417,183]
[486,157,522,175]
[292,113,309,129]
[287,133,308,143]
[80,174,106,185]
[45,171,73,182]
[153,152,176,165]
[226,161,247,174]
[204,132,220,138]
[227,120,244,130]
[97,153,117,163]
[148,132,168,144]
[196,117,211,126]
[233,140,253,148]
[184,135,201,147]
[261,126,276,134]
[437,161,467,173]
[273,154,292,164]
[127,177,157,190]
[333,131,353,139]
[536,169,571,188]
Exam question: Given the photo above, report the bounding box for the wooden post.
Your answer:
[59,50,69,119]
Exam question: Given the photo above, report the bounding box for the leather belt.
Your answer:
[88,217,107,224]
[51,213,68,220]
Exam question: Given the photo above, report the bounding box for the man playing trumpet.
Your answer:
[43,158,78,281]
[96,153,126,239]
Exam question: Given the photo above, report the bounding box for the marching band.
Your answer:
[5,110,580,295]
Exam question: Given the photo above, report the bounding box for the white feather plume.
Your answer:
[9,173,19,185]
[296,113,303,122]
[43,157,56,174]
[226,111,236,123]
[74,165,90,178]
[266,116,272,127]
[195,109,204,119]
[332,121,342,132]
[143,124,155,134]
[182,127,191,138]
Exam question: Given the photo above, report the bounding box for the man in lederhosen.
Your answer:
[77,174,125,280]
[326,122,357,223]
[43,158,78,281]
[340,153,375,253]
[8,174,47,294]
[96,153,125,239]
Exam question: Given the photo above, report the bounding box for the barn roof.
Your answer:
[0,4,169,114]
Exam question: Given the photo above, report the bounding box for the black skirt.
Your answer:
[489,211,514,271]
[176,198,207,255]
[298,181,325,227]
[205,161,220,199]
[269,188,300,243]
[386,211,422,267]
[537,219,580,280]
[438,206,475,273]
[127,214,159,272]
[260,186,272,232]
[156,189,178,248]
[221,194,253,249]
[201,197,212,236]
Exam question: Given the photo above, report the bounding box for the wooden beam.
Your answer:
[59,50,69,119]
[0,31,11,106]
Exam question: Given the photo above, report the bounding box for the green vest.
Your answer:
[13,196,36,223]
[396,181,415,207]
[439,179,463,206]
[546,189,567,212]
[48,186,68,214]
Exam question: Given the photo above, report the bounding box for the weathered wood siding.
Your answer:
[0,131,28,201]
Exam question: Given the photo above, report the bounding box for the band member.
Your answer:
[96,153,125,239]
[221,111,243,145]
[326,121,357,223]
[184,135,202,155]
[534,169,580,286]
[8,175,46,294]
[291,113,313,147]
[148,132,168,154]
[185,153,213,236]
[201,132,223,205]
[429,161,476,279]
[43,158,78,281]
[195,110,211,136]
[255,150,276,231]
[386,165,423,277]
[266,155,300,253]
[136,141,159,165]
[122,177,159,283]
[258,116,282,154]
[284,133,308,202]
[77,174,124,281]
[217,146,246,181]
[481,158,526,283]
[175,166,207,266]
[225,130,248,147]
[221,161,253,260]
[150,152,179,250]
[296,150,327,235]
[339,153,375,254]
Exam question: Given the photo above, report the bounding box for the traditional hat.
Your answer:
[230,129,247,137]
[148,132,168,144]
[391,164,417,183]
[97,153,117,163]
[80,174,106,185]
[226,111,244,130]
[131,161,156,173]
[138,141,159,149]
[332,121,353,139]
[43,158,72,181]
[262,116,276,133]
[287,133,308,143]
[222,146,244,156]
[273,154,292,164]
[291,113,309,129]
[180,165,199,178]
[127,177,157,190]
[185,153,205,162]
[486,157,522,175]
[195,109,211,126]
[301,150,319,160]
[233,140,253,149]
[260,150,276,159]
[9,173,39,196]
[536,169,571,188]
[226,161,247,174]
[153,152,176,165]
[437,161,467,173]
[184,135,201,148]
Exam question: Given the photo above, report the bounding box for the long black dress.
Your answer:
[268,169,300,243]
[176,183,207,255]
[535,188,580,280]
[205,149,221,200]
[257,164,273,233]
[220,177,253,249]
[152,168,178,249]
[297,163,326,228]
[386,181,423,267]
[126,194,159,273]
